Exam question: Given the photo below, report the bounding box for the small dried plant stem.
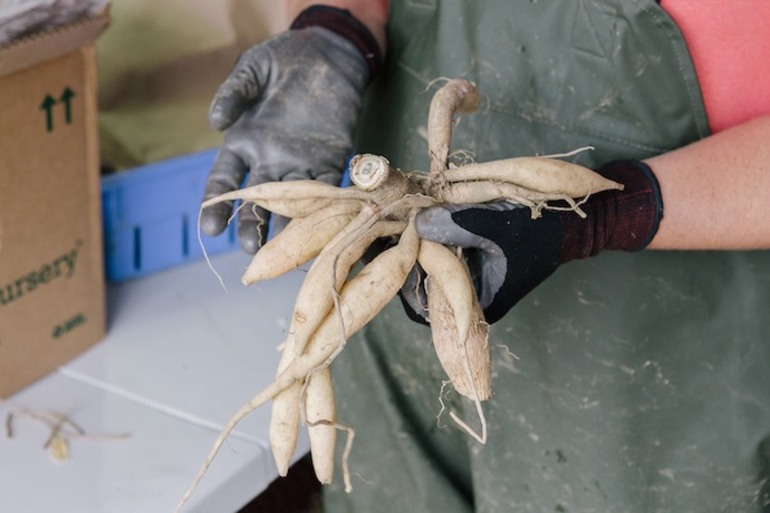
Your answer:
[15,409,86,438]
[5,408,129,462]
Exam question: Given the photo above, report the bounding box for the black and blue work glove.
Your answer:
[199,6,382,253]
[402,160,664,324]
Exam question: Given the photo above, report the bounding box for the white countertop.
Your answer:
[0,250,308,513]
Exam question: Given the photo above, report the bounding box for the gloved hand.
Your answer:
[401,160,664,324]
[199,6,381,253]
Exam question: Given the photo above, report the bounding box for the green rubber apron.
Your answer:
[324,1,770,512]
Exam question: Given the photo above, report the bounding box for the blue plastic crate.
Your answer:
[101,150,355,283]
[101,149,239,283]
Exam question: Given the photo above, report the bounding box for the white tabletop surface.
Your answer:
[0,250,309,513]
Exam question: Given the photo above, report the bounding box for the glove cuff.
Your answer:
[560,159,664,262]
[290,5,383,83]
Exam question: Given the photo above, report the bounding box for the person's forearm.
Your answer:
[645,115,770,250]
[283,0,388,53]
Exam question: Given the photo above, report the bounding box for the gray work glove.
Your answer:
[200,7,379,253]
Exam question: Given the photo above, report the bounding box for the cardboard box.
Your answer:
[0,9,111,397]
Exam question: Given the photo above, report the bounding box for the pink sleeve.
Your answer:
[660,0,770,133]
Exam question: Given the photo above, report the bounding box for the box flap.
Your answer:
[0,6,111,79]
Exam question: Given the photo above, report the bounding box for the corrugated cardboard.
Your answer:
[0,8,111,397]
